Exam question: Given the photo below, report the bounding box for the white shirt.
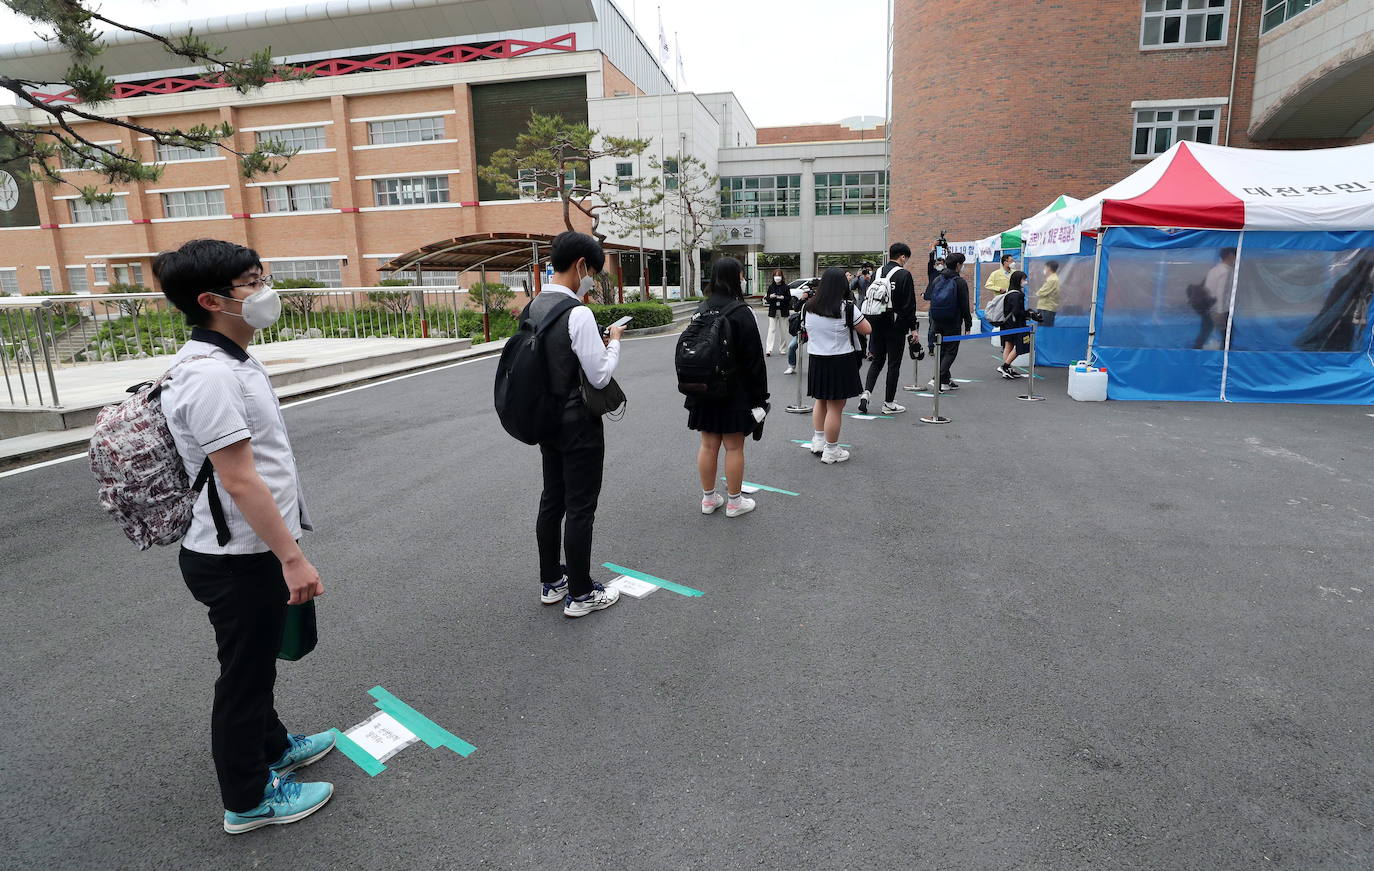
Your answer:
[542,283,620,389]
[162,328,312,555]
[1204,261,1233,306]
[803,302,866,357]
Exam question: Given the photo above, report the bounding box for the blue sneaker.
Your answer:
[223,771,333,834]
[270,731,336,775]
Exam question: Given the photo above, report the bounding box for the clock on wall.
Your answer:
[0,171,19,211]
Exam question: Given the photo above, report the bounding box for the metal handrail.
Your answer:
[0,286,484,412]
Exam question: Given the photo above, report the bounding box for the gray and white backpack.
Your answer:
[89,356,231,550]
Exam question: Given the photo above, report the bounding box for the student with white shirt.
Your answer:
[153,239,334,835]
[527,232,627,618]
[803,267,873,464]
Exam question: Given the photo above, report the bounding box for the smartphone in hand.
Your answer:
[603,315,634,336]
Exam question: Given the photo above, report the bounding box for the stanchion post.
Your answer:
[919,334,950,424]
[785,334,813,414]
[1017,324,1045,402]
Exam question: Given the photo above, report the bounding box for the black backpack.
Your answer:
[675,300,748,400]
[925,273,960,319]
[493,296,581,445]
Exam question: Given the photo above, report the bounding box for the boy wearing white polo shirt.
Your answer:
[153,239,334,834]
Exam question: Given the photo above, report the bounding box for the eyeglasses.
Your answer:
[217,274,274,293]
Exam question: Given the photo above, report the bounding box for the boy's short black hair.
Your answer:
[1220,247,1237,260]
[152,239,263,327]
[889,242,912,260]
[550,231,605,274]
[945,252,967,270]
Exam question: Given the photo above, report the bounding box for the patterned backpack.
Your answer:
[89,356,230,550]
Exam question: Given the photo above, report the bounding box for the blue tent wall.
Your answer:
[1092,227,1374,404]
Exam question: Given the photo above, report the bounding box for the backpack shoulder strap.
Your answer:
[534,296,582,335]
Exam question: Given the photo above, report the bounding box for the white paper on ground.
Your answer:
[606,574,657,598]
[344,711,420,762]
[740,484,760,494]
[850,414,878,420]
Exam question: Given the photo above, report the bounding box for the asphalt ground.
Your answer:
[1,328,1371,870]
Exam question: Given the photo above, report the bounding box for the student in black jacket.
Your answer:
[997,270,1037,378]
[763,268,791,357]
[858,243,919,414]
[924,252,973,392]
[687,256,769,518]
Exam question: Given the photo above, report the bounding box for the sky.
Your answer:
[0,0,888,127]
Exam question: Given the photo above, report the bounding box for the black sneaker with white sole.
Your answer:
[563,583,620,617]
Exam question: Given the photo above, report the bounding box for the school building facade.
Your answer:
[0,0,888,298]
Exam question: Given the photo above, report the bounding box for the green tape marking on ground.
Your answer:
[329,727,386,776]
[724,478,799,496]
[368,687,477,757]
[602,562,704,597]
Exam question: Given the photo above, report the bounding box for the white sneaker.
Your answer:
[857,390,871,414]
[540,575,569,605]
[725,495,757,517]
[563,583,620,618]
[783,366,795,375]
[926,379,939,392]
[821,446,851,464]
[810,434,824,455]
[881,401,906,414]
[701,492,725,515]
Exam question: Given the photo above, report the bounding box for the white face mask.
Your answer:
[577,262,595,296]
[774,276,782,284]
[214,285,281,329]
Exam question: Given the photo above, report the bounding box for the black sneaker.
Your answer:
[857,390,870,414]
[943,380,960,391]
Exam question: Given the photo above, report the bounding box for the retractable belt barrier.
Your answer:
[919,325,1044,426]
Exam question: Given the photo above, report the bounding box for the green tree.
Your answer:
[273,277,326,316]
[468,281,515,315]
[0,0,309,203]
[369,278,413,315]
[477,112,648,242]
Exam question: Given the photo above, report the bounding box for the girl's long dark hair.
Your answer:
[710,256,744,300]
[805,266,851,319]
[1009,270,1027,291]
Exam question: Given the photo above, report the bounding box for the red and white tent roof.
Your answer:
[1023,140,1374,256]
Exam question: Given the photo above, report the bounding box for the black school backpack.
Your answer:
[925,273,960,319]
[493,296,581,445]
[675,300,749,400]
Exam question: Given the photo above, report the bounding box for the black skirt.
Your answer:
[807,352,863,400]
[686,402,756,434]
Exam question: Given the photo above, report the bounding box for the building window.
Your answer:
[0,269,18,295]
[664,157,680,191]
[720,174,801,218]
[37,266,53,293]
[372,176,450,207]
[269,259,342,288]
[813,171,889,216]
[1132,106,1218,158]
[1141,0,1229,48]
[131,263,144,286]
[1261,0,1323,31]
[154,142,212,162]
[616,162,634,192]
[262,182,333,213]
[256,126,327,154]
[517,168,577,199]
[161,189,227,218]
[68,196,129,223]
[65,266,89,293]
[366,116,445,146]
[93,265,108,284]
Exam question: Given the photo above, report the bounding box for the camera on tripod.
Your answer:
[933,230,949,260]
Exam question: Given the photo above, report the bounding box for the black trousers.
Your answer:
[1038,310,1056,327]
[537,407,605,597]
[927,317,963,385]
[863,313,906,403]
[180,547,291,813]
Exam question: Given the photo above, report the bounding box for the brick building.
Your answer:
[888,0,1374,246]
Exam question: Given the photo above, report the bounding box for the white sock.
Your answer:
[727,492,742,506]
[813,430,825,441]
[825,442,838,451]
[703,489,716,498]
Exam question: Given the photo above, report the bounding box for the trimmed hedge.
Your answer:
[587,302,673,330]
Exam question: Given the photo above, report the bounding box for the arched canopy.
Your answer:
[383,232,637,276]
